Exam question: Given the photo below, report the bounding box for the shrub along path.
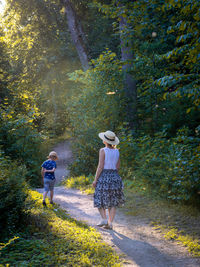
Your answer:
[38,142,200,267]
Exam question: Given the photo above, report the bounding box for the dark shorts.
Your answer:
[44,178,56,192]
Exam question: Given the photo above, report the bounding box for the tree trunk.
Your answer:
[63,0,89,71]
[51,87,57,134]
[119,9,138,133]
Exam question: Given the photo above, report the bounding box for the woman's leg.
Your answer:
[98,208,107,219]
[97,208,107,226]
[108,207,116,224]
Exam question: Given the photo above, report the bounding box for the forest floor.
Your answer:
[38,141,200,267]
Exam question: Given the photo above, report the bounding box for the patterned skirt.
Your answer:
[94,169,125,209]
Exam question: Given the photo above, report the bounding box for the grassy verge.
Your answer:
[122,180,200,257]
[63,176,200,257]
[0,190,121,266]
[63,175,95,195]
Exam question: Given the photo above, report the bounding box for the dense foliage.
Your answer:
[66,0,200,204]
[68,50,124,175]
[0,24,47,236]
[0,0,199,244]
[0,151,27,237]
[119,128,200,203]
[0,0,120,241]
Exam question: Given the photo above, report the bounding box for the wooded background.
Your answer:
[0,0,200,236]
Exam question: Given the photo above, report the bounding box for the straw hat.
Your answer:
[48,151,58,160]
[98,130,119,145]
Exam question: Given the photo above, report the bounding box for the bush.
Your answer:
[67,50,124,176]
[119,127,200,204]
[0,112,47,187]
[0,151,28,237]
[64,175,95,194]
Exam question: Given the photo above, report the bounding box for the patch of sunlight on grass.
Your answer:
[63,175,94,194]
[125,210,140,216]
[152,223,200,257]
[0,190,121,266]
[84,187,95,194]
[121,184,200,258]
[177,235,200,257]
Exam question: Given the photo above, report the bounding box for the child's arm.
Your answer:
[45,168,56,173]
[41,167,45,181]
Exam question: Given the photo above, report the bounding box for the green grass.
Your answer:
[121,179,200,257]
[0,190,121,266]
[63,175,95,194]
[151,224,200,257]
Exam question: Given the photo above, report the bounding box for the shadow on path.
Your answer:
[109,230,176,267]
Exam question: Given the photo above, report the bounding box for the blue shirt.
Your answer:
[42,160,57,180]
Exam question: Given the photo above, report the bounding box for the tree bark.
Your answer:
[51,87,57,134]
[63,0,89,71]
[118,7,138,133]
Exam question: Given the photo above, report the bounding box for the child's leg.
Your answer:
[43,190,48,206]
[49,179,56,203]
[43,179,49,204]
[43,191,48,201]
[50,190,54,202]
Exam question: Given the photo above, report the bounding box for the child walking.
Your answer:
[93,130,125,229]
[41,151,58,206]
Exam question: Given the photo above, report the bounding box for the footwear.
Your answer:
[104,223,113,230]
[42,200,47,206]
[97,219,108,227]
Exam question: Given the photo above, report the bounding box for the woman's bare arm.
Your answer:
[92,148,105,187]
[116,158,120,170]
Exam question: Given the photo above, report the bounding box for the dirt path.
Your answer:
[53,141,73,185]
[38,142,200,267]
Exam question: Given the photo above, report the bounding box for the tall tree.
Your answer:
[63,0,89,70]
[0,27,10,102]
[95,0,138,132]
[117,1,137,132]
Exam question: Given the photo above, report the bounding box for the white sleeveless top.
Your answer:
[103,147,119,170]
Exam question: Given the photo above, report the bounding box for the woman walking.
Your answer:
[93,130,125,230]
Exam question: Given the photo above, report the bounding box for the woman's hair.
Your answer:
[107,143,116,149]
